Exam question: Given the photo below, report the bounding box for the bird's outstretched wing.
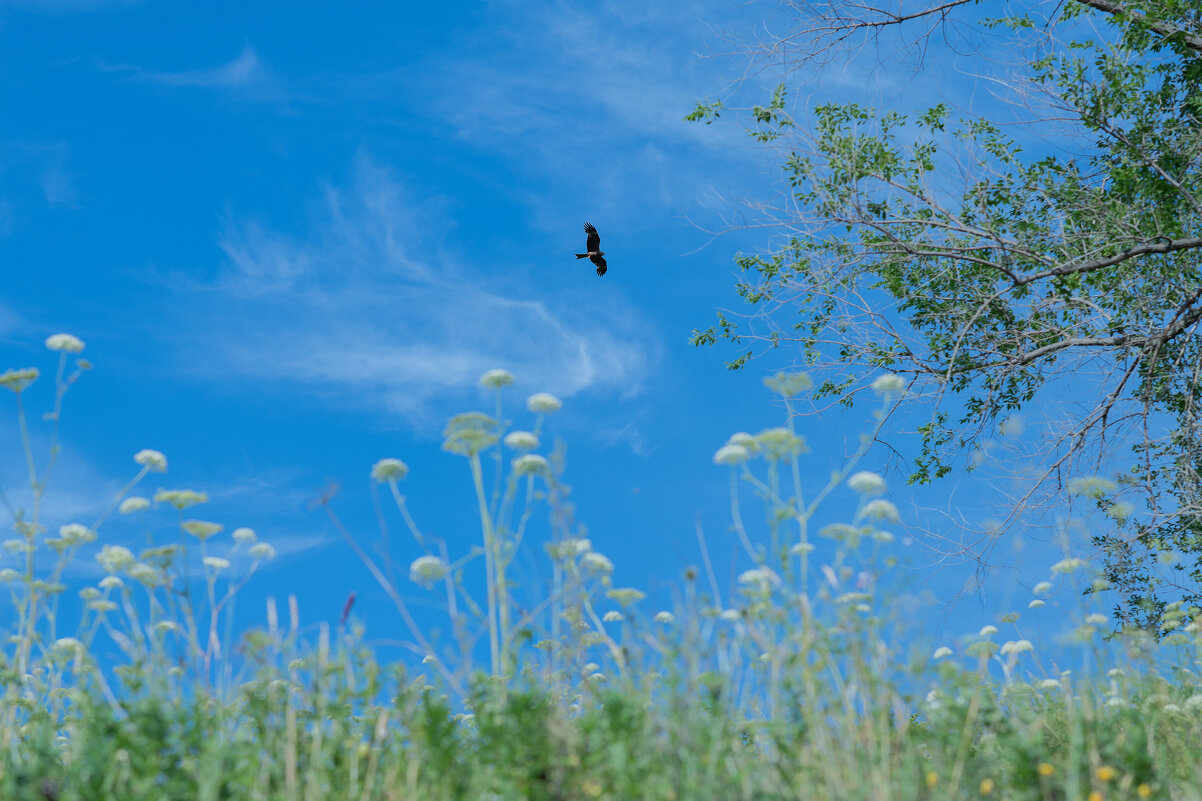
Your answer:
[592,255,607,277]
[583,222,601,253]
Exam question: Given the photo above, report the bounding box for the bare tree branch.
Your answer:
[1074,0,1202,54]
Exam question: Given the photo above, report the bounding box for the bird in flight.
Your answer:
[576,222,607,277]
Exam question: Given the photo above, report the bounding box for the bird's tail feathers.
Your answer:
[575,253,589,259]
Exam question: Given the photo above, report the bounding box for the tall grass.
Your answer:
[2,334,1202,800]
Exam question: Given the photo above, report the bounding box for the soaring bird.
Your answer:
[575,222,607,276]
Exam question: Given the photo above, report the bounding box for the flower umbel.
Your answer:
[526,393,563,414]
[154,489,208,510]
[763,370,812,398]
[512,454,550,477]
[119,496,150,514]
[871,373,906,397]
[134,449,168,472]
[249,543,277,560]
[97,545,135,573]
[45,333,85,353]
[182,520,222,540]
[371,458,409,482]
[504,431,539,451]
[409,555,449,588]
[848,471,887,496]
[442,413,500,456]
[0,368,39,393]
[754,428,807,461]
[713,444,750,465]
[479,369,515,389]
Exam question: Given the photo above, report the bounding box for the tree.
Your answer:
[689,0,1202,632]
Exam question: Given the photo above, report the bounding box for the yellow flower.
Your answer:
[925,771,938,788]
[1137,784,1152,798]
[1096,766,1117,782]
[581,778,602,798]
[979,778,994,795]
[1037,763,1054,777]
[1088,791,1103,801]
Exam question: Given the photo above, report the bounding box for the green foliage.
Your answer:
[689,0,1202,625]
[5,339,1202,799]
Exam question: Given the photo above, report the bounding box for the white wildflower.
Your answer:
[0,367,38,393]
[98,576,123,590]
[871,373,906,397]
[526,393,562,414]
[1038,679,1061,690]
[119,496,150,514]
[45,333,85,353]
[134,449,167,472]
[547,538,592,560]
[859,499,900,523]
[1085,613,1108,625]
[0,568,20,583]
[605,587,645,607]
[59,523,96,546]
[979,625,998,637]
[1066,476,1117,498]
[713,444,750,465]
[503,431,539,451]
[154,489,207,509]
[654,611,675,624]
[370,458,409,482]
[96,545,135,573]
[1033,581,1053,596]
[932,646,953,660]
[409,555,449,588]
[725,432,756,450]
[763,371,812,397]
[1000,639,1034,656]
[1051,558,1088,574]
[51,637,83,655]
[249,543,276,560]
[848,471,887,497]
[182,520,222,540]
[479,369,515,389]
[1029,599,1046,609]
[602,611,622,623]
[154,621,176,633]
[719,609,741,622]
[790,542,815,555]
[738,567,778,593]
[754,427,807,460]
[581,552,614,575]
[512,454,549,477]
[232,527,257,544]
[203,557,230,571]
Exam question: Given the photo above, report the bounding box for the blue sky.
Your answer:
[0,0,1107,669]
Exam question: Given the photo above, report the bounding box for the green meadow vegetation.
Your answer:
[3,336,1202,800]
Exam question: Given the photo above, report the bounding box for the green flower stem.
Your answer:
[469,452,505,676]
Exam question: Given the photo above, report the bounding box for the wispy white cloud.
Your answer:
[140,45,265,89]
[167,155,658,424]
[41,149,77,207]
[100,45,280,99]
